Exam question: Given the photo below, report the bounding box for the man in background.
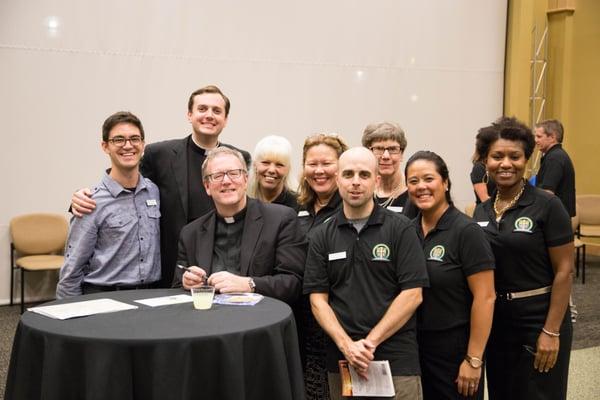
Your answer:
[534,119,578,322]
[534,119,576,217]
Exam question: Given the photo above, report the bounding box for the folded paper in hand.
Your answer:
[338,360,395,397]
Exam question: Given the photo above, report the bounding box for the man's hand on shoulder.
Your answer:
[71,188,96,217]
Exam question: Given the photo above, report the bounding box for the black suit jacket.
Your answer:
[140,135,251,287]
[173,198,306,304]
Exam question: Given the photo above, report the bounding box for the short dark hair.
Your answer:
[476,116,535,160]
[535,119,564,143]
[404,150,453,206]
[102,111,144,142]
[187,85,231,116]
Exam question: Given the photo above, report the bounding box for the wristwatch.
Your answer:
[248,278,256,293]
[464,355,483,368]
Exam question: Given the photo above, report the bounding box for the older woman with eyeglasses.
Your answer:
[473,116,573,400]
[248,135,298,210]
[297,133,348,400]
[362,122,418,219]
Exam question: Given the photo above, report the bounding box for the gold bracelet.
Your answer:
[542,327,560,337]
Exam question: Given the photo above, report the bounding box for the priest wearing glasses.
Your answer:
[173,147,306,304]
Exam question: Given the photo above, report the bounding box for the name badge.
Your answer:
[146,199,158,206]
[328,251,346,261]
[387,206,403,213]
[477,221,489,227]
[298,210,309,217]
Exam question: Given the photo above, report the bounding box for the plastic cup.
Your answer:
[191,285,215,310]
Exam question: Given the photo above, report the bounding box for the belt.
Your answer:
[82,282,159,292]
[496,285,552,301]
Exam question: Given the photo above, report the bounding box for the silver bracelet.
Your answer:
[542,327,560,337]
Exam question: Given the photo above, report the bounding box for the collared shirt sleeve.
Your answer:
[393,223,429,290]
[538,152,563,192]
[303,227,330,294]
[56,215,99,299]
[544,196,573,247]
[458,222,495,276]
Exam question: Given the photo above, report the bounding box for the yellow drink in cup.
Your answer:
[191,286,215,310]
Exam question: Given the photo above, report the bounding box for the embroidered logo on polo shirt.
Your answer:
[514,217,534,233]
[428,245,445,261]
[372,244,391,261]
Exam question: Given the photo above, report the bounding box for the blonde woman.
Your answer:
[248,135,298,210]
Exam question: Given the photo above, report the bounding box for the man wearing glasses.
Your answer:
[173,147,305,304]
[57,111,161,298]
[70,85,251,288]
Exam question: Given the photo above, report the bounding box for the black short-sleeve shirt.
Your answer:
[536,144,576,217]
[473,183,572,293]
[297,191,342,238]
[376,191,419,220]
[470,162,496,204]
[414,206,495,332]
[303,204,429,375]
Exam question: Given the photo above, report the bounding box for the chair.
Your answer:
[571,211,586,284]
[464,203,476,218]
[10,213,69,313]
[577,194,600,238]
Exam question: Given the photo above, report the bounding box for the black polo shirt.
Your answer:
[303,203,429,375]
[473,183,572,293]
[375,191,419,220]
[297,191,342,238]
[536,144,576,217]
[414,206,494,332]
[273,188,299,211]
[470,162,496,204]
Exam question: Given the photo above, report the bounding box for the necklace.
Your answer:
[376,184,405,208]
[494,180,525,218]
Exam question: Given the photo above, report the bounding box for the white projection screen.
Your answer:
[0,0,507,303]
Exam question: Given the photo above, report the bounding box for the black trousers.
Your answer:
[418,327,484,400]
[486,293,572,400]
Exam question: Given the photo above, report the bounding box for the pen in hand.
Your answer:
[177,264,191,272]
[178,264,207,286]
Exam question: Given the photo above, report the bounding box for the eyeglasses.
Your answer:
[204,169,247,183]
[107,136,144,147]
[370,146,402,155]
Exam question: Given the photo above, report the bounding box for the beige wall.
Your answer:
[0,1,508,305]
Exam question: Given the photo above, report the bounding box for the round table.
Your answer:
[4,289,304,400]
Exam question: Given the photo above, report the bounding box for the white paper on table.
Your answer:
[28,298,138,320]
[134,294,193,307]
[348,360,395,397]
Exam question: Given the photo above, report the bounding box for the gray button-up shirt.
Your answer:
[56,172,161,298]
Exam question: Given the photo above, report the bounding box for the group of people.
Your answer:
[55,84,575,400]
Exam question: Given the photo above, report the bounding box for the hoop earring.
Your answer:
[483,170,489,184]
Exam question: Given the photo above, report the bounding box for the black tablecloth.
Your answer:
[4,289,304,400]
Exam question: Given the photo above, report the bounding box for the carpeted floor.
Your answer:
[1,256,599,399]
